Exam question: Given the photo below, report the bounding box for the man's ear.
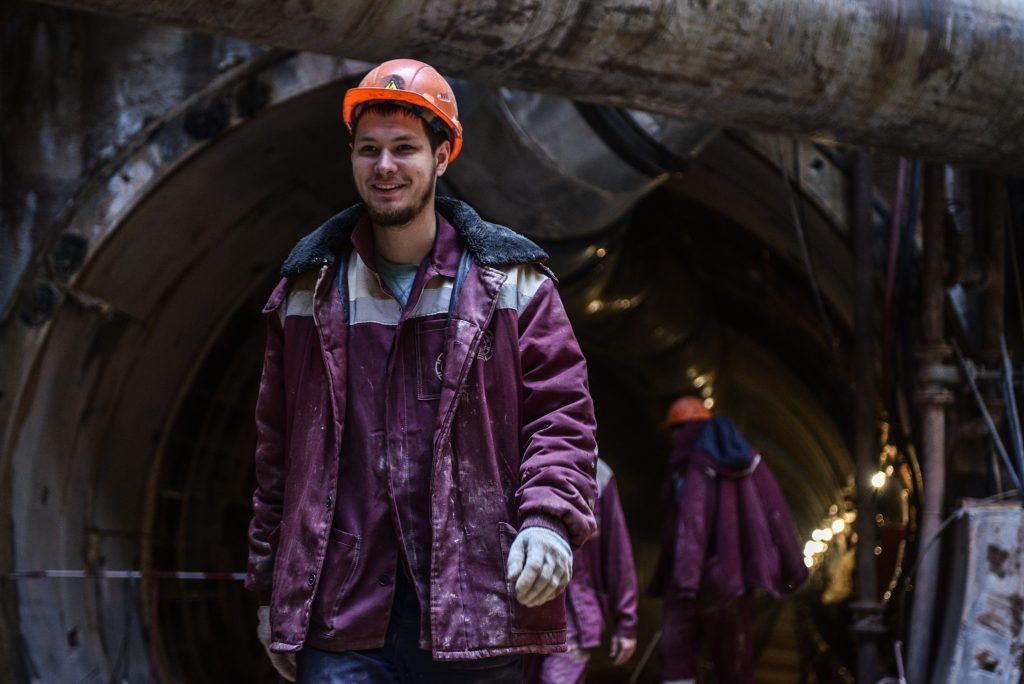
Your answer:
[435,140,451,177]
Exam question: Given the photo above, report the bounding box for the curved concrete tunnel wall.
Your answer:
[3,52,857,681]
[3,53,368,682]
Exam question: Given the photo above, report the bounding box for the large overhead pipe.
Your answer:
[36,0,1024,173]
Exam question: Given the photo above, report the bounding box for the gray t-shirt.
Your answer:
[375,255,420,309]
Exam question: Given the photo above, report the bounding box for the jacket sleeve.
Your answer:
[672,462,716,598]
[515,273,598,549]
[599,476,639,639]
[755,461,810,594]
[244,281,289,605]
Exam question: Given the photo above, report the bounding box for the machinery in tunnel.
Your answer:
[0,45,903,682]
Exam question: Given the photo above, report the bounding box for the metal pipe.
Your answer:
[35,0,1024,173]
[906,163,953,684]
[851,149,880,684]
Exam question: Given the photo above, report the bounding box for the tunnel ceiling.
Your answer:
[3,53,857,682]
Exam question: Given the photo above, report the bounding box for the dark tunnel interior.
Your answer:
[5,71,912,683]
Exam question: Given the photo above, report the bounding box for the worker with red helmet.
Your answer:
[651,397,807,683]
[245,59,598,682]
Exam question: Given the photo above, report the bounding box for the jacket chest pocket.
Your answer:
[310,527,361,630]
[499,522,567,634]
[415,319,447,401]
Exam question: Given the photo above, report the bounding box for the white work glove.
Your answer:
[506,526,573,607]
[257,605,296,682]
[610,635,637,666]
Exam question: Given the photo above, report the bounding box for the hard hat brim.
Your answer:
[343,87,462,161]
[660,413,711,429]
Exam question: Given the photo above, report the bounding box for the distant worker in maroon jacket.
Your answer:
[245,58,599,683]
[525,455,639,684]
[649,398,807,684]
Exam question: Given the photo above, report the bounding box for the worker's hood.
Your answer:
[670,416,757,477]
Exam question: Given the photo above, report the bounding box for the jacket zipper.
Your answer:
[313,258,341,433]
[310,259,338,600]
[311,260,329,331]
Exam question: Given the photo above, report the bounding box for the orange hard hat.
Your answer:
[342,58,463,162]
[661,396,711,429]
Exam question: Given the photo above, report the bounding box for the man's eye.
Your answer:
[397,144,417,152]
[360,145,378,154]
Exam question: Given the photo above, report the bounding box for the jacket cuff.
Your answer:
[614,624,638,640]
[521,514,570,546]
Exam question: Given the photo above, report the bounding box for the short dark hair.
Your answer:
[351,102,451,154]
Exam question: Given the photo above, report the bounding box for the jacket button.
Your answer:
[326,495,333,508]
[377,573,392,587]
[307,573,316,587]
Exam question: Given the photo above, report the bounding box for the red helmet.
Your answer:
[660,396,711,429]
[342,58,463,162]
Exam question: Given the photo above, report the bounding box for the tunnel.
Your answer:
[3,53,903,682]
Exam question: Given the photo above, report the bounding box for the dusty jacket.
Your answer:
[565,459,638,648]
[245,197,598,659]
[649,417,807,603]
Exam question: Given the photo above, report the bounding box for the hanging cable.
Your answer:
[899,488,1020,591]
[883,157,909,336]
[776,139,838,355]
[1000,335,1024,478]
[881,158,910,433]
[953,340,1024,491]
[1006,180,1024,342]
[627,629,662,684]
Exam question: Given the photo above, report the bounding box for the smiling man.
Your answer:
[244,59,599,683]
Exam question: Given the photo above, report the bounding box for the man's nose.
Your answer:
[374,150,397,175]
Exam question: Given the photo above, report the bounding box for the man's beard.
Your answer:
[365,178,435,228]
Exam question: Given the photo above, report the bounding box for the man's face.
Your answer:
[351,110,450,227]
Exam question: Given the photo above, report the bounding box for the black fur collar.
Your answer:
[280,197,548,276]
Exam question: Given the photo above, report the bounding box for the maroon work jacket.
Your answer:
[649,417,808,603]
[565,459,638,648]
[245,198,598,659]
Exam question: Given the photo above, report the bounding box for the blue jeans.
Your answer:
[297,573,523,683]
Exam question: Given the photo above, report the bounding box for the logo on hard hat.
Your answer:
[384,75,404,90]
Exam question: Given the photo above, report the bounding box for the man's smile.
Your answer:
[371,181,407,196]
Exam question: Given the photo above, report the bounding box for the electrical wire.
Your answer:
[900,489,1020,588]
[883,158,909,334]
[776,139,838,355]
[953,340,1024,491]
[1000,335,1024,479]
[1005,180,1024,342]
[627,628,662,684]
